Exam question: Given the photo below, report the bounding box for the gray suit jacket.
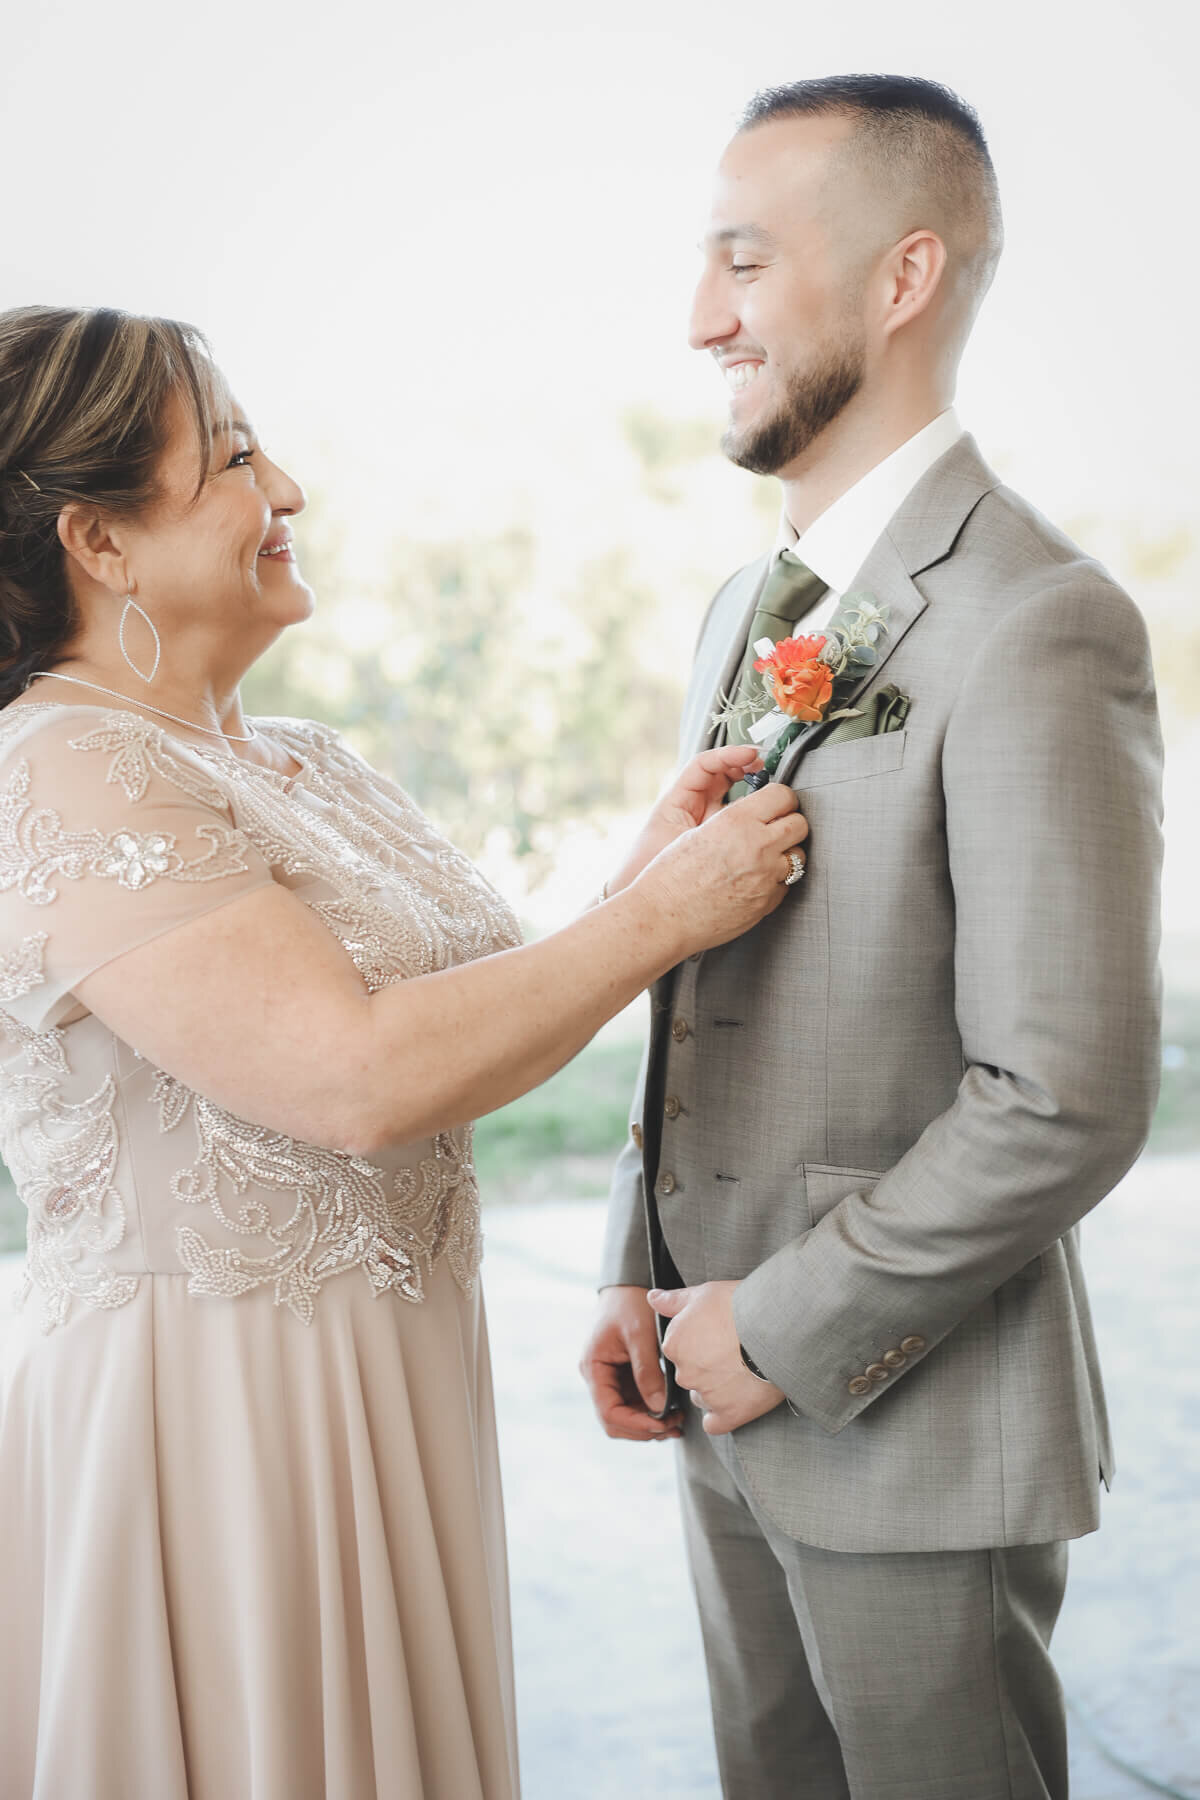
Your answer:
[600,435,1163,1553]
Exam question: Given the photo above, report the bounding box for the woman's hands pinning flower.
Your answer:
[598,746,770,901]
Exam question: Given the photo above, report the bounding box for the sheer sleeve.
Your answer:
[0,709,275,1032]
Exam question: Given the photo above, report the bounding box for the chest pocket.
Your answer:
[791,729,907,790]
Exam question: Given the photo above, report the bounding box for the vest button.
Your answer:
[658,1171,677,1196]
[664,1095,681,1119]
[671,1016,689,1043]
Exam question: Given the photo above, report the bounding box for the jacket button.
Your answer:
[659,1172,677,1196]
[671,1016,690,1043]
[883,1348,907,1368]
[865,1363,889,1382]
[664,1095,681,1119]
[848,1376,871,1396]
[900,1335,926,1354]
[631,1123,644,1150]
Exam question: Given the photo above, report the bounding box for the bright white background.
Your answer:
[4,0,1196,539]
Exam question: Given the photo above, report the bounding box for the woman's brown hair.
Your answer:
[0,306,228,707]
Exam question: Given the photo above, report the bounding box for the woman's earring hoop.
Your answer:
[118,593,161,684]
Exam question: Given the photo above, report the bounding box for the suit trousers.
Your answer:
[677,1420,1070,1800]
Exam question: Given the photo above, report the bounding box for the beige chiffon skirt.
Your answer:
[0,1260,519,1799]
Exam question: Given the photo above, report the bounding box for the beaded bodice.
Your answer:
[0,704,522,1331]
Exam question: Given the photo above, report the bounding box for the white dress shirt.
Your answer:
[773,407,965,638]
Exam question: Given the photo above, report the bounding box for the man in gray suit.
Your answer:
[581,75,1163,1799]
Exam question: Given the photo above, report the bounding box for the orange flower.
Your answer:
[754,633,834,722]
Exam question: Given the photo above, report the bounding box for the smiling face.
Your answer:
[118,384,314,656]
[690,115,872,478]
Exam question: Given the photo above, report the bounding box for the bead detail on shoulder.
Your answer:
[66,716,236,808]
[0,752,257,905]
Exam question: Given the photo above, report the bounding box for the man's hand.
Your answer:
[581,1286,684,1442]
[648,1281,785,1436]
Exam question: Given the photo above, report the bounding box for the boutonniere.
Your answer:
[712,595,892,781]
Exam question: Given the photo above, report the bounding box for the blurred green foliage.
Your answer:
[472,1039,642,1204]
[241,526,680,879]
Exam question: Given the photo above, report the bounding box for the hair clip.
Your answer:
[19,471,42,492]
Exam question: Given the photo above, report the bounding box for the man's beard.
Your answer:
[721,333,866,476]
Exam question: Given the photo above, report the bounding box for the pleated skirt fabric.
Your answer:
[0,1261,519,1799]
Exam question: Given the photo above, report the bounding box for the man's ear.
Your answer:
[880,230,948,338]
[57,504,130,596]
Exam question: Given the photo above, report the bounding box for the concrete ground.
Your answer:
[3,1151,1196,1798]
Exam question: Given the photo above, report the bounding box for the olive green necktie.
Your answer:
[725,552,829,746]
[725,551,828,796]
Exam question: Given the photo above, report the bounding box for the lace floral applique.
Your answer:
[0,754,256,902]
[67,716,235,810]
[396,1128,484,1293]
[267,721,523,972]
[181,718,524,980]
[0,1070,137,1331]
[153,1071,482,1321]
[310,895,430,991]
[0,891,132,1328]
[90,825,253,888]
[92,831,176,889]
[0,929,48,1002]
[0,932,67,1074]
[0,760,105,906]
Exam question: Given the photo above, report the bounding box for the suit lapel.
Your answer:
[773,434,1001,787]
[772,536,926,785]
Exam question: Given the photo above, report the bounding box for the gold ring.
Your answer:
[783,851,806,886]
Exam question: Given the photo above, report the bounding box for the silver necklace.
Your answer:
[28,671,258,742]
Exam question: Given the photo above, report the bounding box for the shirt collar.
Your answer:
[775,407,964,594]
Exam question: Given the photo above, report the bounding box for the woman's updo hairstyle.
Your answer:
[0,306,228,707]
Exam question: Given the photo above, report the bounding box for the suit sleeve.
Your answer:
[733,576,1164,1433]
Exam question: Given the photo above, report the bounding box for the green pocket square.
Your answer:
[821,683,910,747]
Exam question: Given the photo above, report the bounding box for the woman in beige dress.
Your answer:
[0,306,807,1799]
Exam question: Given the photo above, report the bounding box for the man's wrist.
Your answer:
[739,1342,774,1384]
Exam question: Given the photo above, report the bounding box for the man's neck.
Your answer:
[778,393,953,538]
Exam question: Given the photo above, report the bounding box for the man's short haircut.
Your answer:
[739,74,1004,304]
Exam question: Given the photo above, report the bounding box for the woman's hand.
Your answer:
[602,747,764,899]
[633,781,809,957]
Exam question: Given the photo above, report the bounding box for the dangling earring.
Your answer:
[118,592,161,684]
